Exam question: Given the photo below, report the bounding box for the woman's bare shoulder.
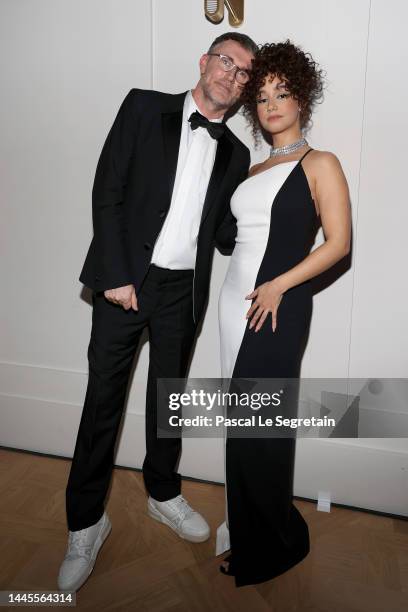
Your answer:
[308,149,343,169]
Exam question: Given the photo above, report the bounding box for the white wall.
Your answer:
[1,0,407,516]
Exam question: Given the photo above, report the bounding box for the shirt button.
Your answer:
[144,242,152,250]
[159,210,166,218]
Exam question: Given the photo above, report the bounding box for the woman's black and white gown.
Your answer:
[217,148,318,586]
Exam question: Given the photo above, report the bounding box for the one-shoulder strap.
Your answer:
[299,147,314,163]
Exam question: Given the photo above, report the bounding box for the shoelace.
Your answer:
[67,529,92,560]
[170,496,195,528]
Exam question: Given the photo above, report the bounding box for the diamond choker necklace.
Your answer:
[270,137,308,157]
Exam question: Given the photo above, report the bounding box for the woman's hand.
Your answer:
[245,279,285,332]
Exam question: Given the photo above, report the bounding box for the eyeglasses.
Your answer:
[207,53,251,85]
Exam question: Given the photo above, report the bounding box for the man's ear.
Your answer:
[199,54,209,76]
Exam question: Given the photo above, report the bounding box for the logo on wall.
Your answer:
[204,0,244,27]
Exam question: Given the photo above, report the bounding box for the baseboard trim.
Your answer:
[1,443,407,522]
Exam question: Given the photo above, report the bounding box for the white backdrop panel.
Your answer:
[0,0,152,368]
[348,0,408,377]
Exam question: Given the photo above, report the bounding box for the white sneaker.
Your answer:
[57,512,111,592]
[147,494,210,543]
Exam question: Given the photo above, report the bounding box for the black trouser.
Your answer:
[66,265,196,531]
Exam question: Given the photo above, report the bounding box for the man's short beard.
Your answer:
[202,82,236,112]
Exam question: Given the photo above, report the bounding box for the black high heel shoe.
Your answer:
[219,553,235,576]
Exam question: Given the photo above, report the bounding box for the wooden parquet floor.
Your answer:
[0,448,407,611]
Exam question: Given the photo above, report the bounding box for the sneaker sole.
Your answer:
[58,515,112,592]
[147,503,210,543]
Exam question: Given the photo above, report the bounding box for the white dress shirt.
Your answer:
[151,90,223,269]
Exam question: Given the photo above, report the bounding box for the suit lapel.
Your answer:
[200,133,233,225]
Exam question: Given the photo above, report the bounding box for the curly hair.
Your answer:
[241,40,325,142]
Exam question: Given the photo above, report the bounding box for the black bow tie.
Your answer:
[188,111,225,140]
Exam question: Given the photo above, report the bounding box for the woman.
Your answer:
[217,40,351,586]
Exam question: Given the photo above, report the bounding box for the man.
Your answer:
[58,31,257,592]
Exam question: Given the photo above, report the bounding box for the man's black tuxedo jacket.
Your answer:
[79,88,250,323]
